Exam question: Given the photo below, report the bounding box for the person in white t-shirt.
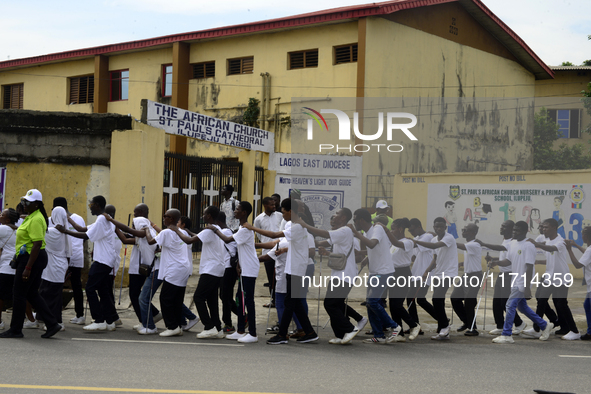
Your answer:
[350,209,402,344]
[412,217,458,340]
[528,218,579,339]
[144,209,191,337]
[254,197,283,308]
[216,212,238,334]
[51,197,87,325]
[564,226,591,341]
[245,199,319,345]
[294,206,359,344]
[220,184,240,232]
[407,218,434,329]
[57,195,118,331]
[450,223,482,336]
[208,201,260,344]
[487,221,553,344]
[175,206,225,339]
[476,220,526,336]
[0,208,19,329]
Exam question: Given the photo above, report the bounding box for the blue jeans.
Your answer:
[275,292,304,330]
[503,288,547,336]
[584,293,591,335]
[366,273,397,338]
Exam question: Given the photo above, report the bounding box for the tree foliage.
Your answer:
[243,98,260,127]
[582,59,591,66]
[560,61,574,66]
[533,108,591,170]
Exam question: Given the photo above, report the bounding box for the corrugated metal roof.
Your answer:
[0,0,552,79]
[550,66,591,71]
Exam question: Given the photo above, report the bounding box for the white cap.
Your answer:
[375,200,388,209]
[22,189,43,202]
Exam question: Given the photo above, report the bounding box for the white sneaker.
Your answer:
[409,324,421,341]
[562,331,581,340]
[431,332,450,340]
[197,328,219,339]
[106,323,116,331]
[0,321,4,330]
[439,326,451,336]
[238,333,258,343]
[226,331,246,340]
[386,326,403,343]
[492,335,514,344]
[182,317,200,332]
[138,327,158,335]
[23,320,39,329]
[153,312,163,323]
[70,316,86,325]
[84,322,107,331]
[363,337,386,343]
[488,328,503,335]
[215,331,225,339]
[114,319,123,327]
[520,328,541,339]
[133,324,142,331]
[159,327,182,337]
[341,329,360,344]
[513,322,527,335]
[540,322,554,341]
[329,338,342,344]
[356,317,368,332]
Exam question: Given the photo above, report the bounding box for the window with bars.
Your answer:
[227,57,254,75]
[69,75,94,104]
[110,69,129,101]
[547,109,582,139]
[2,84,24,109]
[162,64,173,97]
[192,62,215,79]
[334,44,358,64]
[289,49,319,69]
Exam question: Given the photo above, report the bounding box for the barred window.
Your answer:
[69,75,94,104]
[192,62,215,79]
[289,49,319,69]
[334,44,358,64]
[2,84,23,109]
[227,57,254,75]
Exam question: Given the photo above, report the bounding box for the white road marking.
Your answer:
[72,338,244,347]
[558,355,591,358]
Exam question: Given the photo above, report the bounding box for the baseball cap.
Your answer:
[372,214,389,226]
[22,189,43,202]
[375,200,388,209]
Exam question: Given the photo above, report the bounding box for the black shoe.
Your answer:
[296,332,319,343]
[464,329,479,336]
[41,324,61,339]
[0,329,24,338]
[266,325,279,334]
[555,328,569,336]
[457,324,469,332]
[266,335,288,345]
[360,301,367,306]
[581,333,591,341]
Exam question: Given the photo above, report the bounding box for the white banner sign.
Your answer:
[146,100,274,153]
[270,153,362,177]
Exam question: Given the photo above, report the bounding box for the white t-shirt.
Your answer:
[111,232,122,276]
[221,198,240,232]
[430,232,459,280]
[577,247,591,293]
[42,227,70,283]
[364,225,393,275]
[284,222,309,277]
[220,228,237,269]
[411,232,434,277]
[544,235,570,286]
[254,211,283,254]
[391,238,414,270]
[233,225,259,278]
[327,226,357,284]
[128,217,157,275]
[498,238,513,274]
[463,240,482,273]
[155,229,191,287]
[178,229,194,276]
[507,239,536,291]
[268,239,289,294]
[51,213,85,269]
[197,225,225,277]
[307,233,315,266]
[0,225,17,275]
[86,215,117,268]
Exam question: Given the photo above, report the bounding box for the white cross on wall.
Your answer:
[163,171,177,210]
[203,175,218,206]
[183,173,198,214]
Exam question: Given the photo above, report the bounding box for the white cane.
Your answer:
[470,266,491,332]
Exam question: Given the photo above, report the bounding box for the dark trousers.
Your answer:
[107,275,120,322]
[86,261,117,324]
[129,274,146,322]
[278,274,315,337]
[38,279,64,324]
[493,272,523,329]
[159,280,186,330]
[451,271,482,328]
[10,250,58,333]
[194,274,222,331]
[68,266,84,318]
[236,276,257,336]
[346,305,363,322]
[220,267,238,327]
[418,282,450,331]
[408,280,430,324]
[533,285,560,331]
[324,281,355,339]
[264,260,276,303]
[535,285,577,333]
[389,266,417,331]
